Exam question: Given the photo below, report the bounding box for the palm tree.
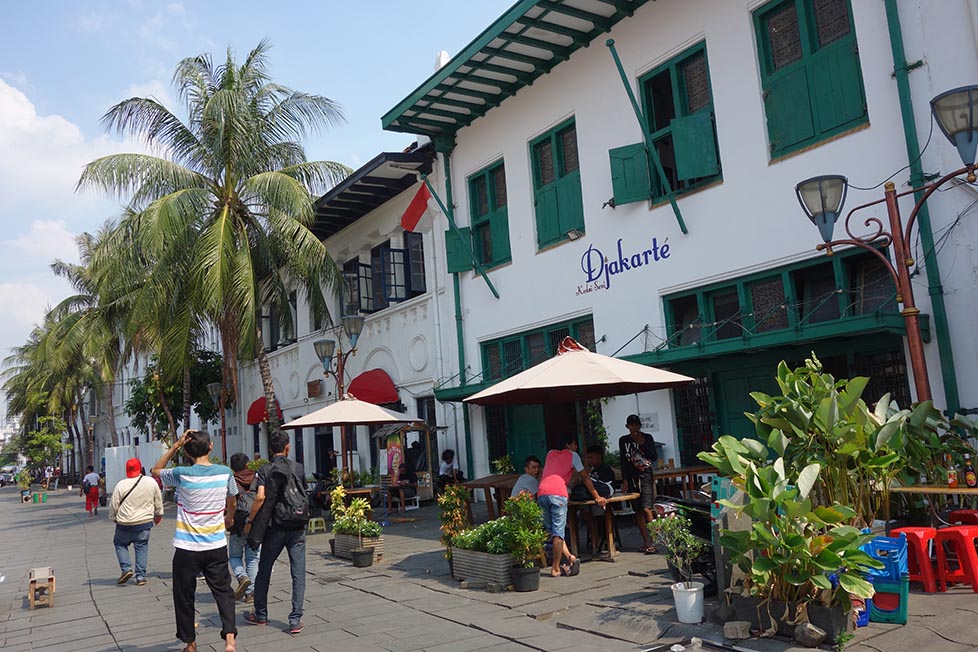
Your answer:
[78,40,350,435]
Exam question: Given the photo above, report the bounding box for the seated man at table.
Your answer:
[388,462,418,513]
[577,445,615,554]
[511,455,542,497]
[538,436,607,577]
[437,449,465,489]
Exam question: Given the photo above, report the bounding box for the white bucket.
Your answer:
[671,581,705,624]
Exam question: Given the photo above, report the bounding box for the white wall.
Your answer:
[427,0,978,475]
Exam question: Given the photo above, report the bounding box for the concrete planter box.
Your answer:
[451,548,513,586]
[334,533,384,561]
[731,595,852,644]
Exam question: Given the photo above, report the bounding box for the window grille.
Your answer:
[767,3,802,71]
[813,0,850,47]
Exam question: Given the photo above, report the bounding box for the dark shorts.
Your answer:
[632,474,655,511]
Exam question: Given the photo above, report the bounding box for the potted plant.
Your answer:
[331,486,384,562]
[504,493,548,592]
[711,455,881,642]
[450,518,515,585]
[437,483,470,573]
[648,514,707,623]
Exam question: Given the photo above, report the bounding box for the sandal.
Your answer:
[569,558,581,576]
[641,545,657,554]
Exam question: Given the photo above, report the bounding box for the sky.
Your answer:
[0,0,512,423]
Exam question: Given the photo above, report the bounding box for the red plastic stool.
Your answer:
[891,526,937,592]
[935,526,978,593]
[948,510,978,525]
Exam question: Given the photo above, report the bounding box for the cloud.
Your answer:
[2,221,79,265]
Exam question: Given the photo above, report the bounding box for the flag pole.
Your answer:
[422,175,500,300]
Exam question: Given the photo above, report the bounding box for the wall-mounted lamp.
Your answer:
[566,228,583,241]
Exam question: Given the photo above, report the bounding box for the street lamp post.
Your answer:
[313,313,366,487]
[206,382,226,462]
[795,86,978,404]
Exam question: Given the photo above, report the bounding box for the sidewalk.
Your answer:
[1,487,976,651]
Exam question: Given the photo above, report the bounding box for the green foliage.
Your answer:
[648,515,706,589]
[246,457,268,471]
[491,453,515,474]
[437,483,470,558]
[330,486,382,542]
[715,456,881,607]
[125,351,222,441]
[584,398,610,450]
[699,354,975,526]
[17,470,32,490]
[20,416,70,468]
[452,494,548,568]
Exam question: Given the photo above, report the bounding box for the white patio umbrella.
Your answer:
[281,394,418,486]
[464,337,694,406]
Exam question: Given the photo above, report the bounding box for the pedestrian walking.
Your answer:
[243,431,309,634]
[152,430,238,652]
[82,465,100,517]
[227,453,260,602]
[110,458,163,586]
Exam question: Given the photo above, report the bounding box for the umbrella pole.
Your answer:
[340,424,349,488]
[576,400,585,449]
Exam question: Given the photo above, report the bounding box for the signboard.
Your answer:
[577,236,671,295]
[386,434,403,477]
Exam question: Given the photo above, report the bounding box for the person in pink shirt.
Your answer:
[537,435,607,577]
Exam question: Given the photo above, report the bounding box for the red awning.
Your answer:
[347,369,399,405]
[246,397,283,425]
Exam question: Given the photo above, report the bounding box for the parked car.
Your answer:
[0,473,14,487]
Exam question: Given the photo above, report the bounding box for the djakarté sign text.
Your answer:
[578,237,671,294]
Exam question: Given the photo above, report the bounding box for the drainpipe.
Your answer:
[884,0,960,416]
[442,151,475,480]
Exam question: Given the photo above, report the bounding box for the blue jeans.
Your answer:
[538,494,568,540]
[114,526,151,581]
[253,527,306,625]
[228,532,260,594]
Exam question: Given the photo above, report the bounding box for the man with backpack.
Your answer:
[243,431,309,634]
[227,453,260,602]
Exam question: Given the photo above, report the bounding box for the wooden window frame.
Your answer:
[479,316,595,382]
[467,160,511,268]
[530,118,585,249]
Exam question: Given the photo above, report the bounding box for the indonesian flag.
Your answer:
[400,183,439,233]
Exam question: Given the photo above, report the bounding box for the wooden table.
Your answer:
[462,473,520,522]
[567,492,640,561]
[343,486,380,520]
[652,465,715,496]
[890,485,978,525]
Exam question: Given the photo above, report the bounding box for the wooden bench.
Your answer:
[28,566,55,610]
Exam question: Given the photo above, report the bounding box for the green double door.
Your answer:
[505,402,579,468]
[714,368,780,441]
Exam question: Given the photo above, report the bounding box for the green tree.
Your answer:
[78,40,350,434]
[21,416,70,468]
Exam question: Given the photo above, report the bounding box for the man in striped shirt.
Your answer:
[153,430,238,652]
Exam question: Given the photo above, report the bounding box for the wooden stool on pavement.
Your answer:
[28,567,55,610]
[891,526,937,592]
[935,525,978,593]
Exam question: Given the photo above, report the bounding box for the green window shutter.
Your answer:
[672,111,719,181]
[811,42,866,134]
[556,173,584,233]
[444,227,473,273]
[764,67,815,155]
[609,142,651,205]
[535,186,560,247]
[489,209,510,263]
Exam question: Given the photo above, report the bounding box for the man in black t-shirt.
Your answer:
[580,445,616,554]
[618,414,657,553]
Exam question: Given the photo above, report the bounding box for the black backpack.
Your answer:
[270,458,310,530]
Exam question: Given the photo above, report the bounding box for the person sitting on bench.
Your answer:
[388,463,418,512]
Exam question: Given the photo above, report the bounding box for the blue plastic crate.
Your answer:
[861,533,908,582]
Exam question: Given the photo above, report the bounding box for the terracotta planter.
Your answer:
[730,594,852,643]
[451,548,513,585]
[333,533,384,561]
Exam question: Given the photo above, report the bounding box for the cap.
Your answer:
[125,458,142,478]
[626,414,642,426]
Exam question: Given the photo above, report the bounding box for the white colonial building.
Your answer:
[378,0,978,477]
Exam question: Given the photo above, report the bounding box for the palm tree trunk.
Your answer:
[255,327,281,433]
[182,365,192,432]
[102,381,119,447]
[159,381,177,444]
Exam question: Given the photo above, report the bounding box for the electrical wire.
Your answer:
[846,115,935,191]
